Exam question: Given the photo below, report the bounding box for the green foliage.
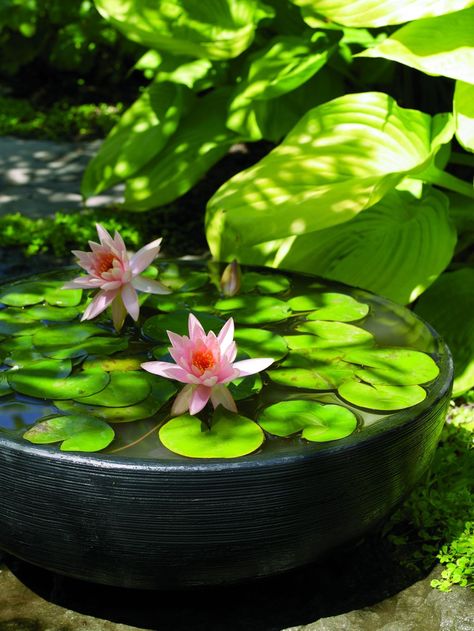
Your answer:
[0,0,140,86]
[0,96,123,140]
[387,404,474,592]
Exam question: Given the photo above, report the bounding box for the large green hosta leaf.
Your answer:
[360,8,474,83]
[206,92,454,260]
[264,189,456,305]
[81,82,185,197]
[290,0,474,27]
[124,90,238,210]
[94,0,273,60]
[415,268,474,396]
[227,32,339,139]
[454,81,474,153]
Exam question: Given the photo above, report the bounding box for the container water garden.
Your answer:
[0,227,452,589]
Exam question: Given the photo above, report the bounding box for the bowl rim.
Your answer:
[0,262,453,473]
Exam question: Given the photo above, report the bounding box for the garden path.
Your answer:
[0,136,123,217]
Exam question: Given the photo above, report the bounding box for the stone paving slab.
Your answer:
[0,136,123,217]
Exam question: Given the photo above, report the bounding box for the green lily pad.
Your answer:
[268,357,356,390]
[228,373,263,401]
[0,309,41,336]
[0,373,12,397]
[240,272,290,295]
[295,321,374,349]
[142,311,225,342]
[234,328,288,361]
[344,347,440,386]
[82,355,145,372]
[1,335,36,354]
[43,282,82,307]
[0,281,46,306]
[36,336,129,360]
[74,371,151,407]
[146,292,210,313]
[158,265,208,292]
[289,292,369,322]
[338,382,427,410]
[8,360,109,400]
[159,408,264,458]
[55,379,176,423]
[258,400,357,442]
[215,296,291,324]
[25,305,81,322]
[4,349,46,368]
[23,414,114,452]
[32,323,104,349]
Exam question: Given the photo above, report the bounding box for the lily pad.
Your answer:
[215,296,291,324]
[55,379,176,423]
[0,281,46,306]
[296,321,374,349]
[32,323,104,349]
[345,348,440,386]
[0,373,12,397]
[8,360,110,400]
[338,382,427,410]
[36,336,129,360]
[234,328,288,361]
[258,400,357,442]
[43,282,82,307]
[0,309,42,336]
[157,265,208,292]
[146,292,210,313]
[142,311,224,342]
[159,408,264,458]
[4,349,46,368]
[289,292,369,322]
[74,371,151,407]
[240,272,290,295]
[23,414,114,452]
[83,355,145,372]
[228,373,263,401]
[25,305,81,322]
[268,360,355,390]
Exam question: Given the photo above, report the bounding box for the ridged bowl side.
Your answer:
[0,381,450,588]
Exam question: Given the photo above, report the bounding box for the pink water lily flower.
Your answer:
[64,224,170,331]
[141,314,274,416]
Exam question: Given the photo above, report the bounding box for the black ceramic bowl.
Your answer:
[0,267,453,589]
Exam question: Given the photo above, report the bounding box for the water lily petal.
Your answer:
[132,275,171,295]
[96,223,115,249]
[63,276,103,289]
[188,313,206,340]
[210,384,237,413]
[217,318,234,354]
[171,384,194,416]
[121,283,139,321]
[141,361,189,382]
[189,384,211,415]
[81,289,117,320]
[129,238,162,275]
[233,358,274,376]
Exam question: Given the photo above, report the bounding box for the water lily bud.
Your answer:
[220,260,241,297]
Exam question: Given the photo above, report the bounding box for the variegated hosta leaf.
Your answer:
[227,32,339,139]
[81,82,184,197]
[256,189,456,305]
[454,81,474,153]
[359,8,474,83]
[415,268,474,397]
[124,90,238,211]
[206,92,454,260]
[290,0,474,27]
[94,0,274,60]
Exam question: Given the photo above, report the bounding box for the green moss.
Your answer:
[387,402,474,592]
[0,96,123,140]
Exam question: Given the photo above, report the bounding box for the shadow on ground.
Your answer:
[4,531,425,631]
